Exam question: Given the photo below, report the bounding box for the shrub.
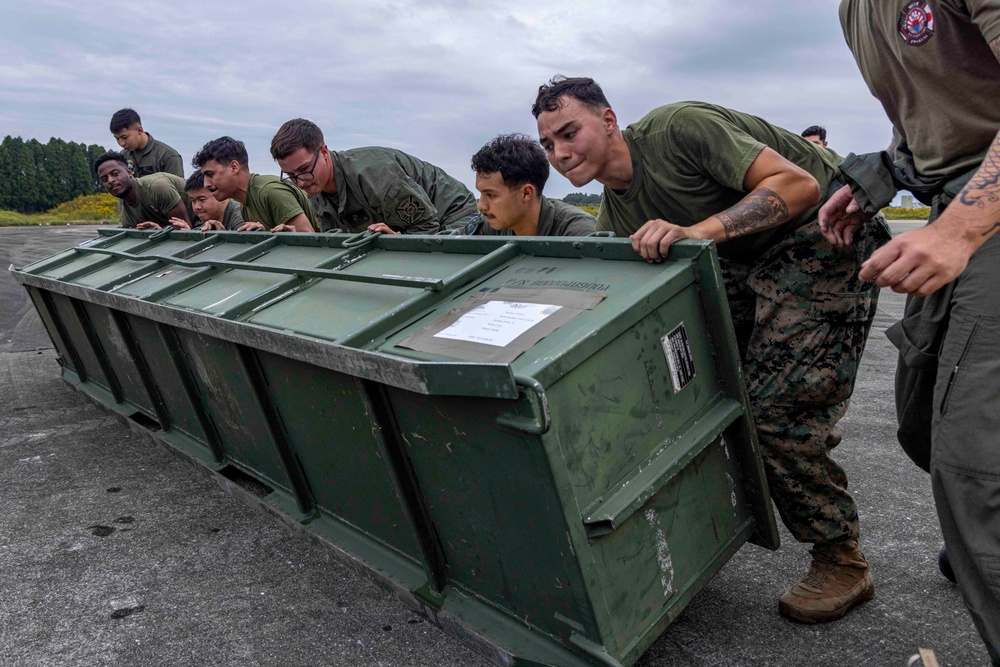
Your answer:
[881,206,930,220]
[45,193,118,221]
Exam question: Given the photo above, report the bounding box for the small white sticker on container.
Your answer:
[661,323,695,394]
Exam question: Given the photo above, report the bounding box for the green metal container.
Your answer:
[12,228,778,667]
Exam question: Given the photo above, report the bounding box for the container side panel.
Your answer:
[588,435,752,653]
[48,293,111,391]
[125,316,210,445]
[173,329,293,491]
[80,303,152,413]
[387,389,597,642]
[548,288,723,513]
[26,287,74,371]
[254,351,426,565]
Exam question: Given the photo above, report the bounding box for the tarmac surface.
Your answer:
[0,223,990,667]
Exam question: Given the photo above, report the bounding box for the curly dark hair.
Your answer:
[471,133,549,194]
[531,75,611,118]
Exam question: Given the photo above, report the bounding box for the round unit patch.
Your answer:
[395,195,426,225]
[898,1,935,46]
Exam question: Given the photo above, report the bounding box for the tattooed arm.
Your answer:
[630,147,819,263]
[857,37,1000,296]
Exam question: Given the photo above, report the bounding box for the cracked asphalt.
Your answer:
[0,224,989,666]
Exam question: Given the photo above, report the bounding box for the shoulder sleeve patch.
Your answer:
[395,194,427,225]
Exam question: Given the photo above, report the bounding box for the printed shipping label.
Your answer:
[661,323,695,393]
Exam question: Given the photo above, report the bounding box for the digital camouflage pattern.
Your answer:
[722,216,891,544]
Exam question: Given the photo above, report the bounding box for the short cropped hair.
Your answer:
[801,125,827,141]
[94,151,129,174]
[471,134,549,194]
[532,76,611,118]
[185,171,207,192]
[270,119,324,160]
[110,108,141,134]
[193,136,249,169]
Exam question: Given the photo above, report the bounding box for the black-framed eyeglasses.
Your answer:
[282,150,321,183]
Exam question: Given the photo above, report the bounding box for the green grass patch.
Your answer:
[1,193,118,226]
[881,206,930,220]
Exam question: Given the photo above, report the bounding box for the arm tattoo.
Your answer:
[717,187,790,240]
[958,134,1000,209]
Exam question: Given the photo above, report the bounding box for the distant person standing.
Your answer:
[109,108,184,178]
[824,1,1000,662]
[801,125,829,147]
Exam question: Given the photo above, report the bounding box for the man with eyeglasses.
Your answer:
[270,118,477,234]
[193,136,317,233]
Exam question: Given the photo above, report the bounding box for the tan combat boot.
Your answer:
[778,539,875,623]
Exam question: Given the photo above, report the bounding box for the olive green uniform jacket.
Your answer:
[464,196,596,236]
[309,147,477,234]
[124,134,184,178]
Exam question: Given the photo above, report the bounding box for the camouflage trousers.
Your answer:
[721,217,891,545]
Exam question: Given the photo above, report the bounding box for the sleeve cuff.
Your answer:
[839,152,899,213]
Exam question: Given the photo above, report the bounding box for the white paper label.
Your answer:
[433,301,562,347]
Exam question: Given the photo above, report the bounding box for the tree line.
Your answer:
[0,136,109,213]
[562,192,601,205]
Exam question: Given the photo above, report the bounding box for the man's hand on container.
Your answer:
[630,218,698,263]
[368,222,399,235]
[200,220,225,232]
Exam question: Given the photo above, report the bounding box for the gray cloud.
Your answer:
[0,1,894,199]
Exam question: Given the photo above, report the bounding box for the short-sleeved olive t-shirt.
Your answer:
[467,196,596,236]
[119,172,190,228]
[597,102,842,261]
[220,199,245,230]
[309,147,478,234]
[243,174,318,231]
[124,134,184,178]
[840,0,1000,180]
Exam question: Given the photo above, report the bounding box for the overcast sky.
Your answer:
[1,0,894,199]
